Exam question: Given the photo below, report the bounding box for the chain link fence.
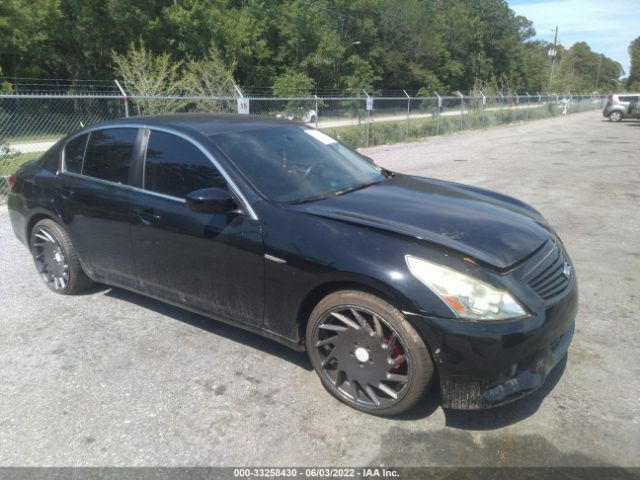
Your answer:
[1,92,605,200]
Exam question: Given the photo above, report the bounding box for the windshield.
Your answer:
[210,126,386,203]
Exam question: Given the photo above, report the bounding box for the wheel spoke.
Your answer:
[319,324,347,333]
[320,354,333,368]
[372,314,383,337]
[376,382,399,400]
[34,233,53,243]
[364,385,381,406]
[315,337,335,347]
[351,308,373,334]
[349,377,360,401]
[331,311,360,330]
[385,373,408,384]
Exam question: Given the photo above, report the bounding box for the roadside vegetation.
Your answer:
[325,99,593,149]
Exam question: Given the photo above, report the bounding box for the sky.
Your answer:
[509,0,639,76]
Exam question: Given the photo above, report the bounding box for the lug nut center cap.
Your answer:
[354,347,370,363]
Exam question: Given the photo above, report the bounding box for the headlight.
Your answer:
[405,255,527,321]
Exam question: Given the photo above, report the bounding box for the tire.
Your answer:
[306,290,434,416]
[609,110,623,122]
[30,219,93,295]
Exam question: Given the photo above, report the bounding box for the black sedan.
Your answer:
[6,114,577,416]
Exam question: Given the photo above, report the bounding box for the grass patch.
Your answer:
[321,102,580,149]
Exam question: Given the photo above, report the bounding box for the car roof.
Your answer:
[93,113,297,136]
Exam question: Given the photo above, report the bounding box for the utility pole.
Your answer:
[595,53,603,90]
[548,26,558,91]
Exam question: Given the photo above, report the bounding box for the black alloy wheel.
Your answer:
[30,219,93,295]
[307,290,434,416]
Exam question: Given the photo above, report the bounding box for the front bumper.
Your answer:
[410,281,578,410]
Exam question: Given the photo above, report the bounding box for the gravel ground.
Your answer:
[0,111,638,467]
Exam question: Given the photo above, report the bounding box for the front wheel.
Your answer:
[30,219,93,294]
[609,110,623,122]
[306,290,434,416]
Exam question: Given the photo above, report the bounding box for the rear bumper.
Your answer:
[410,282,578,410]
[7,193,28,246]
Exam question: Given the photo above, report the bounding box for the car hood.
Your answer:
[293,174,550,269]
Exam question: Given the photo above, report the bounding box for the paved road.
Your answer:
[0,112,638,466]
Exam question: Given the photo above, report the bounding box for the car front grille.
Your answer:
[523,239,571,300]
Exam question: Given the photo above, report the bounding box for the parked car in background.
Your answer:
[6,114,577,416]
[276,108,317,123]
[602,93,639,121]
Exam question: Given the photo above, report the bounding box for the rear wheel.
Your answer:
[306,290,434,416]
[30,219,93,295]
[609,110,623,122]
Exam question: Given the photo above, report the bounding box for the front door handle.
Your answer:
[135,208,161,225]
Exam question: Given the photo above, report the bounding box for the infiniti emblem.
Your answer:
[563,262,572,279]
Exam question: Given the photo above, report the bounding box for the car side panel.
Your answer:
[55,173,137,288]
[129,191,265,326]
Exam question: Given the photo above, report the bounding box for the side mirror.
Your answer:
[185,187,238,214]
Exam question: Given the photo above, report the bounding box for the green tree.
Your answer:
[272,71,315,96]
[627,36,640,91]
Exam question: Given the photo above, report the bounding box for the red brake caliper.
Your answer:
[384,336,403,370]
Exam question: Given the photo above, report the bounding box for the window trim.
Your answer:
[61,131,90,175]
[59,123,258,220]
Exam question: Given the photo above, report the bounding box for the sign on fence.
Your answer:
[237,98,250,115]
[366,97,374,111]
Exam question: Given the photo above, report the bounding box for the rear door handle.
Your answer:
[135,208,161,225]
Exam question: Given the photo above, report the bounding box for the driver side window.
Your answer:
[144,131,226,198]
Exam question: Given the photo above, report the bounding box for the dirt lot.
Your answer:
[0,111,638,467]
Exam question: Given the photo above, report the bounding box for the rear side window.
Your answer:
[82,128,138,184]
[64,134,89,173]
[144,131,226,198]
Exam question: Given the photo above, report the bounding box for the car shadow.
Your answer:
[88,284,567,425]
[442,355,568,430]
[102,285,313,371]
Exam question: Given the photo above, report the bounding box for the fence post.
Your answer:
[114,80,129,118]
[537,92,545,118]
[434,92,442,136]
[363,89,370,148]
[403,89,411,139]
[480,91,486,127]
[454,91,464,131]
[525,92,531,120]
[314,94,319,128]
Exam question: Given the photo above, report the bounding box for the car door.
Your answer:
[57,127,141,288]
[129,128,265,327]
